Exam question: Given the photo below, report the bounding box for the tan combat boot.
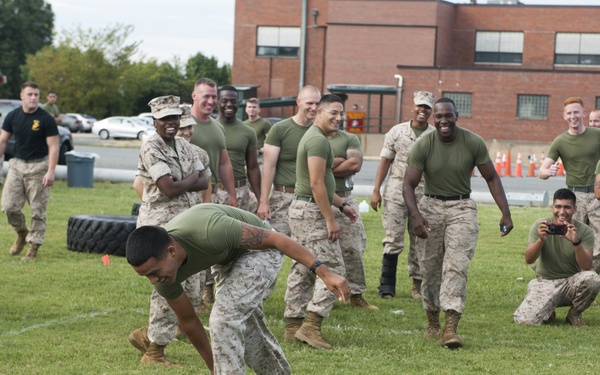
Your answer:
[202,284,215,304]
[294,311,332,350]
[283,318,303,341]
[438,310,464,349]
[350,294,379,311]
[128,327,150,354]
[9,230,28,256]
[411,279,422,299]
[141,343,175,365]
[566,306,587,327]
[424,310,441,338]
[21,243,39,262]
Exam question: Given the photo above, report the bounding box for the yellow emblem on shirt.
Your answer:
[32,120,40,131]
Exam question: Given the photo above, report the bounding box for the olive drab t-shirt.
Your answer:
[529,218,594,280]
[220,119,257,181]
[190,116,226,185]
[547,127,600,187]
[328,130,362,193]
[155,204,267,300]
[264,118,311,187]
[244,117,272,149]
[407,127,489,196]
[295,125,336,203]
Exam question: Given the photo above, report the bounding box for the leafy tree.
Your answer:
[0,0,54,98]
[185,52,231,86]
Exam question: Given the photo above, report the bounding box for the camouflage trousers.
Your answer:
[285,199,346,318]
[211,249,290,375]
[513,271,600,325]
[1,157,50,245]
[574,192,600,272]
[268,190,294,236]
[147,271,205,345]
[333,195,367,294]
[416,197,478,314]
[381,199,421,280]
[212,183,250,211]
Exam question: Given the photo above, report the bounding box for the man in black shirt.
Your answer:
[0,81,59,261]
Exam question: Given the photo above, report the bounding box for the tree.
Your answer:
[185,52,231,86]
[0,0,54,98]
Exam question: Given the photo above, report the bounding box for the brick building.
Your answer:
[232,0,600,144]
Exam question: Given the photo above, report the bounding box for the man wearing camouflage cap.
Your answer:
[128,95,210,365]
[371,90,436,300]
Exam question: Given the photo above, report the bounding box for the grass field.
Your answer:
[1,181,598,374]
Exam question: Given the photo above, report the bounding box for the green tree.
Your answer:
[0,0,54,98]
[185,52,231,86]
[26,24,141,118]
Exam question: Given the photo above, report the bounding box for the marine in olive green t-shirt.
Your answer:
[155,204,268,300]
[407,127,489,196]
[328,130,361,193]
[220,119,257,181]
[295,125,336,203]
[244,117,271,150]
[190,116,226,185]
[547,127,600,187]
[264,118,311,187]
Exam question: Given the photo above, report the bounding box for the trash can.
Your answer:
[66,151,96,188]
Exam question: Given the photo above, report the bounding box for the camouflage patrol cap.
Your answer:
[148,95,183,119]
[179,105,195,128]
[413,91,436,108]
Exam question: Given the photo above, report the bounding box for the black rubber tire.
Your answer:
[99,129,109,140]
[131,202,141,216]
[67,214,138,256]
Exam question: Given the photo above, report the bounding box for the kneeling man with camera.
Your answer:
[514,188,600,326]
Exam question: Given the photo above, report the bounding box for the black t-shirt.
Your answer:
[2,107,58,160]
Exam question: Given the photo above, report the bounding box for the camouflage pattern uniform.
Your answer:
[2,157,50,244]
[380,121,434,278]
[514,217,600,324]
[415,197,478,313]
[212,182,250,211]
[285,200,346,318]
[267,190,294,236]
[211,249,290,374]
[137,132,206,346]
[333,195,367,293]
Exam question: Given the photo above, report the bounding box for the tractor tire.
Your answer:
[67,214,138,257]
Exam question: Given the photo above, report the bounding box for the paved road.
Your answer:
[74,133,567,194]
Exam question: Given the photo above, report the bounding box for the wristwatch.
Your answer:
[338,202,350,212]
[572,237,582,246]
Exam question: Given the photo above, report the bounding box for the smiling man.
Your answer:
[126,203,351,374]
[216,85,261,211]
[371,90,436,300]
[539,97,600,272]
[514,188,600,327]
[128,95,209,366]
[284,94,358,350]
[403,97,513,349]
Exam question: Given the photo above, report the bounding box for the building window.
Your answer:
[475,31,523,64]
[596,96,600,109]
[256,26,301,57]
[517,95,548,120]
[555,33,600,65]
[442,92,472,117]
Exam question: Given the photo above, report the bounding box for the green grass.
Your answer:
[1,183,598,374]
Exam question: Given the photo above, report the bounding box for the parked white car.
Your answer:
[67,113,96,133]
[92,116,149,140]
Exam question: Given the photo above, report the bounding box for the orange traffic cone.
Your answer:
[527,152,537,177]
[557,158,565,176]
[505,150,512,177]
[494,150,502,175]
[514,151,523,177]
[501,152,507,176]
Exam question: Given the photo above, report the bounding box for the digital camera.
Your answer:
[545,222,567,235]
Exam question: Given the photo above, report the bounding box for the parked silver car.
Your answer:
[92,116,150,140]
[66,113,96,133]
